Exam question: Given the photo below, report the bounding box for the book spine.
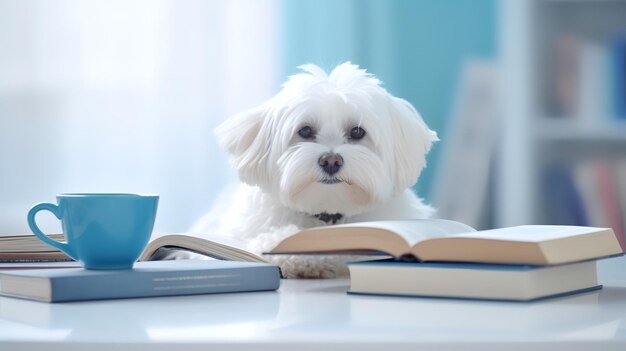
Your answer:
[573,160,608,229]
[541,164,588,226]
[613,38,626,120]
[571,159,625,252]
[596,160,625,251]
[615,159,626,251]
[577,41,609,124]
[552,35,580,117]
[50,265,280,302]
[551,35,625,121]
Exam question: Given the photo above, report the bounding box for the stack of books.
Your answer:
[0,233,281,303]
[268,219,624,301]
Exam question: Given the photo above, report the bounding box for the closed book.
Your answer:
[347,259,602,302]
[0,260,280,302]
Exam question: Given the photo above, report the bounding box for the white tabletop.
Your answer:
[1,257,625,351]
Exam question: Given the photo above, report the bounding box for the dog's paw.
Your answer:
[287,265,348,279]
[149,248,208,261]
[268,255,349,279]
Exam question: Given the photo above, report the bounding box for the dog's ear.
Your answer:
[215,105,272,187]
[387,96,438,193]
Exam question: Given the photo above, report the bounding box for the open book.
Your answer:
[1,233,267,267]
[267,219,624,265]
[138,234,267,263]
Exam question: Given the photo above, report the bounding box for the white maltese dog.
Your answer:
[192,62,438,278]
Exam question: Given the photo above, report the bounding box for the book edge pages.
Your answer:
[539,228,624,264]
[268,219,476,258]
[347,260,598,301]
[412,226,622,265]
[0,234,66,253]
[140,234,268,263]
[0,251,72,263]
[0,275,52,302]
[268,226,411,258]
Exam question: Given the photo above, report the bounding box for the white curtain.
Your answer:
[0,0,281,234]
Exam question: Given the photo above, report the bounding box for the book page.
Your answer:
[0,234,66,252]
[445,225,609,242]
[414,225,620,265]
[333,219,477,246]
[268,219,477,258]
[142,233,267,263]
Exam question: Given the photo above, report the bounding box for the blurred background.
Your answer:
[0,0,624,248]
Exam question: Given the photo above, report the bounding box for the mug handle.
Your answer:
[27,203,77,260]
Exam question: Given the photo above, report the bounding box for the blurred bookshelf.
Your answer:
[498,0,626,249]
[535,119,626,142]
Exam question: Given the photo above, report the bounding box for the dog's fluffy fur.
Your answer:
[191,62,438,278]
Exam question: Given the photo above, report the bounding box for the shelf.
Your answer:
[534,118,626,143]
[497,0,626,227]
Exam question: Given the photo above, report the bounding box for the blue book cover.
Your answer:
[612,38,626,119]
[541,164,588,226]
[347,285,603,303]
[0,260,281,302]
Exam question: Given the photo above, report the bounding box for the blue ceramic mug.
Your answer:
[27,193,159,270]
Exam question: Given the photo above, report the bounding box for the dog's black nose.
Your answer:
[318,153,344,176]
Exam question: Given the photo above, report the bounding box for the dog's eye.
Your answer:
[298,126,315,139]
[349,126,366,140]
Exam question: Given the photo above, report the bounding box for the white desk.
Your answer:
[1,257,625,351]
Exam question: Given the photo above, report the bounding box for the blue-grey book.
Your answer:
[0,260,280,302]
[347,259,603,302]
